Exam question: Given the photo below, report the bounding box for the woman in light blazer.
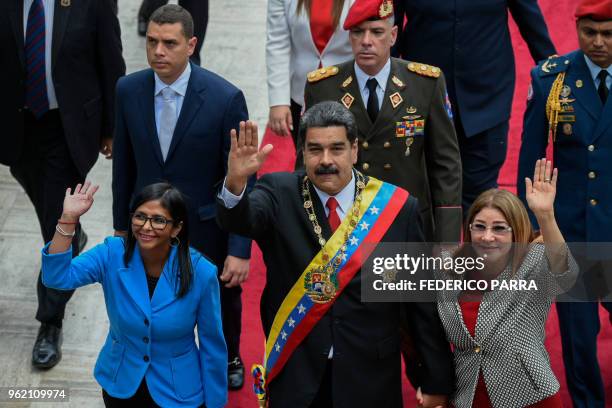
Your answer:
[266,0,354,148]
[436,159,578,408]
[41,182,227,408]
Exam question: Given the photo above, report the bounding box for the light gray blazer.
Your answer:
[437,244,578,408]
[266,0,354,107]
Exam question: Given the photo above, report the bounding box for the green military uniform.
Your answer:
[304,57,462,242]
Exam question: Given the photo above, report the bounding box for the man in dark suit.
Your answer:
[393,0,556,213]
[518,1,612,406]
[136,0,208,66]
[0,0,125,368]
[304,0,462,244]
[217,102,454,407]
[112,5,250,390]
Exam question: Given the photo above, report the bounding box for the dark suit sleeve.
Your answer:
[112,79,136,231]
[95,0,126,138]
[425,73,462,242]
[517,68,549,229]
[401,197,455,395]
[216,174,279,241]
[508,0,556,63]
[222,90,254,259]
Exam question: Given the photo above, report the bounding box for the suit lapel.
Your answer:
[51,0,70,73]
[165,64,206,162]
[9,1,25,68]
[341,63,372,138]
[566,53,602,124]
[151,247,179,312]
[138,72,164,165]
[118,248,152,319]
[373,59,404,128]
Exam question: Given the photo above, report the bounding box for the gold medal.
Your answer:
[406,106,417,114]
[576,79,583,88]
[560,85,572,98]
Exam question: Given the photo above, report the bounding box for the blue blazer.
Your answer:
[518,51,612,244]
[41,237,227,408]
[112,63,252,265]
[393,0,555,137]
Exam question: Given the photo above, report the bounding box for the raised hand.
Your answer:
[525,158,557,217]
[61,181,99,221]
[226,120,273,195]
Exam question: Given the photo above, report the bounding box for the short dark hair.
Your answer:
[149,5,194,39]
[299,101,358,146]
[124,182,193,298]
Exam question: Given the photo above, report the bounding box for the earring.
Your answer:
[170,236,180,248]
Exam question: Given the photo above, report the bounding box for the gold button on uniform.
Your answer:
[588,145,595,152]
[384,164,392,170]
[474,346,481,353]
[588,171,596,179]
[590,199,598,206]
[362,163,370,171]
[384,141,391,148]
[362,141,369,149]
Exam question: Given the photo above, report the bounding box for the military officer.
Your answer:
[303,0,462,243]
[517,0,612,406]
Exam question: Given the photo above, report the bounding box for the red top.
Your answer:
[310,0,335,56]
[458,301,562,408]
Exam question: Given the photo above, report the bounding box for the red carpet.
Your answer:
[228,3,612,406]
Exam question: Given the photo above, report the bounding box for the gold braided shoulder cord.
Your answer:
[545,72,566,142]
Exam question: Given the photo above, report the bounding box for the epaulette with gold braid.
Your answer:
[407,62,441,78]
[538,54,570,77]
[307,66,339,83]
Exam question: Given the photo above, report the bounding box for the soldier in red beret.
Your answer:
[518,1,611,406]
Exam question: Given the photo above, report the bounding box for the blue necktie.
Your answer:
[25,0,49,118]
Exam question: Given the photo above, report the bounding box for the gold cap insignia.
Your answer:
[307,66,339,83]
[379,0,393,18]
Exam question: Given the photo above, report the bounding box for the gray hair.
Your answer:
[150,5,194,39]
[299,101,358,145]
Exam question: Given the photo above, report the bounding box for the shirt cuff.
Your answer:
[218,179,246,209]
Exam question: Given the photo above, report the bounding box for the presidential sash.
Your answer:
[252,177,409,406]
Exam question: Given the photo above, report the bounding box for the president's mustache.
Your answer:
[315,165,339,175]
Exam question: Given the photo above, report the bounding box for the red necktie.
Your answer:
[326,197,341,233]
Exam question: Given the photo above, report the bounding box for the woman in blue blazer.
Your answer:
[41,182,227,408]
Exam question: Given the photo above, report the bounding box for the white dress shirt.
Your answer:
[23,0,58,109]
[354,58,391,111]
[154,63,191,137]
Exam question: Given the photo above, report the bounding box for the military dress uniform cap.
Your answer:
[575,0,612,21]
[343,0,394,30]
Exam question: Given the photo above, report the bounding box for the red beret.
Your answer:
[575,0,612,21]
[343,0,394,30]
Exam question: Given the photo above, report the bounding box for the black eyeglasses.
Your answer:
[131,212,175,230]
[469,223,512,236]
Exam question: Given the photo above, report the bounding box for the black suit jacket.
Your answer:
[217,172,454,407]
[112,64,252,263]
[0,0,125,176]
